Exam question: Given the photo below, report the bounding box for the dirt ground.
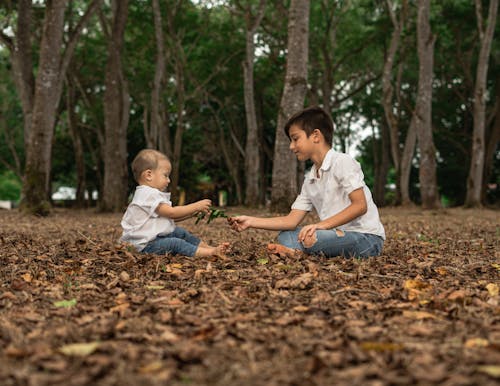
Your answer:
[0,206,499,386]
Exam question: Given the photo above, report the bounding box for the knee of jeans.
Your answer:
[302,232,317,248]
[277,231,296,248]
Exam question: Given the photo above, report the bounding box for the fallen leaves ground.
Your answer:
[0,207,499,386]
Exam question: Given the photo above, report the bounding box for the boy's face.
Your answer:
[145,159,171,191]
[288,125,317,161]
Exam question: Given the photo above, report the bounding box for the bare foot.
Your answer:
[267,243,299,258]
[214,242,231,257]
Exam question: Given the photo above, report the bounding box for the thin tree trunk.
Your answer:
[149,0,172,156]
[271,0,310,212]
[101,0,130,212]
[65,75,86,206]
[400,115,417,205]
[483,71,500,201]
[382,0,407,205]
[415,0,440,209]
[465,0,498,207]
[243,0,266,207]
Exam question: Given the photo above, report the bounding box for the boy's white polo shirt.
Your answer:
[291,149,386,239]
[121,185,176,251]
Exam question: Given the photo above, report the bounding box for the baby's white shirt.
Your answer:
[120,185,176,251]
[291,149,386,239]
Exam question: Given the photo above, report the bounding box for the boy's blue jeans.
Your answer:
[277,228,383,258]
[142,227,200,257]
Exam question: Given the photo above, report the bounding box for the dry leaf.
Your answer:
[464,338,489,348]
[59,342,100,356]
[402,310,437,320]
[485,283,499,297]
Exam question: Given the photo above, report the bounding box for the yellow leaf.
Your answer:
[59,342,100,356]
[257,258,269,265]
[170,263,183,269]
[146,285,165,290]
[477,365,500,378]
[486,283,499,297]
[464,338,489,348]
[404,279,431,290]
[402,310,437,320]
[21,273,32,283]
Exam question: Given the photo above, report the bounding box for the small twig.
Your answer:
[77,230,97,245]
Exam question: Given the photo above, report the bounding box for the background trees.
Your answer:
[0,0,498,213]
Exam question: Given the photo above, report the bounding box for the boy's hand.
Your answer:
[298,223,321,243]
[228,215,252,232]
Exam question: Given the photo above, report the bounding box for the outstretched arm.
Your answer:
[156,199,211,220]
[228,209,307,232]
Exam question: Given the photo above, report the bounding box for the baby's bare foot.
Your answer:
[214,242,231,257]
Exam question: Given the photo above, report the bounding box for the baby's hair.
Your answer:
[131,149,170,182]
[284,106,334,146]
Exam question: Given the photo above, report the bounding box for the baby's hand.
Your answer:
[195,199,212,213]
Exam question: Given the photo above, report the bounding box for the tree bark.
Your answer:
[465,0,498,207]
[148,0,172,156]
[100,0,130,212]
[65,74,86,206]
[242,0,266,207]
[270,0,310,212]
[381,0,407,205]
[415,0,440,209]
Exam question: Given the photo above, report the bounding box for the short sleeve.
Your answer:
[335,156,365,194]
[134,189,171,217]
[291,182,313,212]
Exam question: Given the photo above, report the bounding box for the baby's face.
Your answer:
[148,159,172,191]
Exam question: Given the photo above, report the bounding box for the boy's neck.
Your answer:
[311,145,331,171]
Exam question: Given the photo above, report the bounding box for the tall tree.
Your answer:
[145,0,172,156]
[100,0,130,212]
[3,0,102,215]
[465,0,498,207]
[270,0,310,211]
[381,0,407,205]
[415,0,440,209]
[237,0,267,207]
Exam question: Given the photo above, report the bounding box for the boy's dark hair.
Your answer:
[284,106,333,145]
[131,149,170,182]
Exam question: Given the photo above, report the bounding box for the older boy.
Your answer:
[229,107,385,258]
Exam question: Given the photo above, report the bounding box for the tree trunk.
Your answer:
[243,0,266,207]
[465,0,498,207]
[271,0,310,212]
[400,116,417,205]
[65,75,86,206]
[21,1,68,215]
[148,0,172,156]
[101,0,130,212]
[415,0,440,209]
[381,0,407,205]
[482,74,500,204]
[373,121,391,206]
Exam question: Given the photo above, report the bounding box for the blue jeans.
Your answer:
[277,228,384,258]
[142,227,201,257]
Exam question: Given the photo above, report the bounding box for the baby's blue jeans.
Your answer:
[277,228,383,258]
[142,227,200,257]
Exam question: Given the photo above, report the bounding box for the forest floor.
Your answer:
[0,206,499,386]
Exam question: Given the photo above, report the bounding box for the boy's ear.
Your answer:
[312,129,322,142]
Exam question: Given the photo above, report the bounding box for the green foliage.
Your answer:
[195,206,227,224]
[0,170,21,201]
